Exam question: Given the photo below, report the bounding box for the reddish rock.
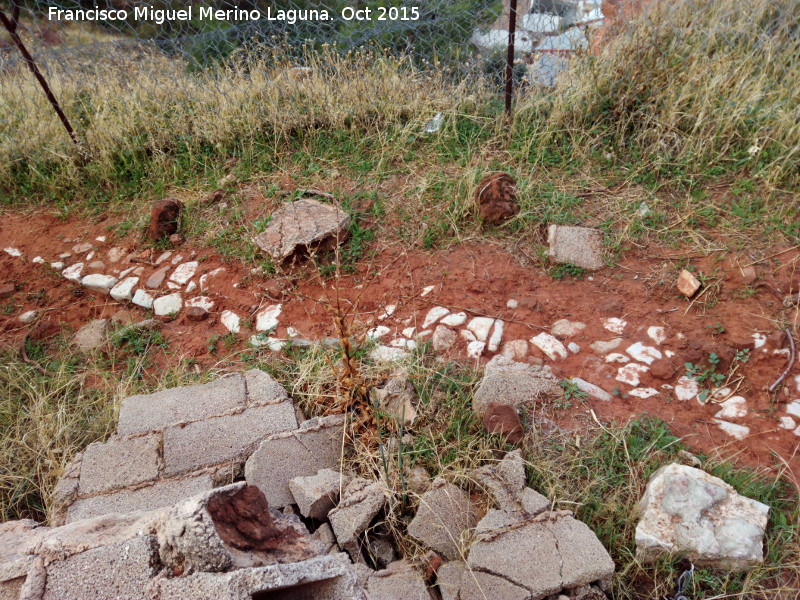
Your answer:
[0,282,15,298]
[148,198,184,241]
[476,172,519,226]
[146,266,170,289]
[766,330,786,350]
[186,306,209,322]
[650,357,678,380]
[740,265,757,285]
[423,550,443,580]
[483,402,525,443]
[206,485,283,551]
[677,269,700,297]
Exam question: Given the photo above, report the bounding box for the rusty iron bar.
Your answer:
[504,0,518,115]
[0,3,83,154]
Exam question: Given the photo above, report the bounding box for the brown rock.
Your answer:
[186,306,209,322]
[476,172,519,225]
[740,265,757,285]
[483,402,525,443]
[0,282,15,298]
[202,188,226,205]
[148,198,184,241]
[206,485,284,551]
[169,233,185,246]
[766,330,786,350]
[146,265,170,289]
[677,269,701,297]
[650,357,678,380]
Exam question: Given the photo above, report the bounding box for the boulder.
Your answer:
[476,172,519,225]
[253,198,350,263]
[149,198,184,241]
[635,463,770,569]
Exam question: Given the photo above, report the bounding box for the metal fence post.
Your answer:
[504,0,519,116]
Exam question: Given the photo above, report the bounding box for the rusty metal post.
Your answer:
[504,0,518,116]
[0,3,83,154]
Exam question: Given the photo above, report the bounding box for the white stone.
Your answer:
[221,310,241,333]
[752,333,766,348]
[155,251,172,264]
[169,261,198,285]
[714,396,747,420]
[714,420,750,440]
[370,346,409,362]
[665,350,676,358]
[570,378,613,401]
[32,256,44,264]
[256,304,282,332]
[186,296,215,311]
[647,326,667,345]
[675,376,700,402]
[367,326,391,340]
[402,327,416,338]
[616,363,649,386]
[81,274,118,293]
[378,305,396,320]
[467,317,495,342]
[420,285,435,296]
[567,342,580,354]
[506,299,518,309]
[635,463,769,569]
[501,340,528,361]
[107,247,126,262]
[629,388,659,398]
[487,320,504,352]
[59,252,71,259]
[795,375,800,392]
[529,332,568,360]
[626,342,663,365]
[603,317,627,335]
[131,289,154,309]
[95,235,106,242]
[166,282,181,290]
[422,306,450,329]
[110,277,139,302]
[19,310,38,324]
[171,254,184,265]
[467,341,486,358]
[86,251,94,260]
[551,319,586,338]
[785,401,800,419]
[50,262,65,271]
[460,329,477,342]
[390,338,417,351]
[185,281,197,294]
[441,312,467,327]
[4,247,21,257]
[153,293,183,317]
[779,416,795,430]
[605,353,630,363]
[287,327,300,338]
[793,426,800,438]
[590,338,623,355]
[62,263,84,282]
[249,335,285,351]
[118,266,137,278]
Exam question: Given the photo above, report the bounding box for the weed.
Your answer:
[548,263,586,281]
[560,379,588,402]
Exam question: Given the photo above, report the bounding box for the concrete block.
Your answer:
[547,514,615,588]
[245,415,344,507]
[117,374,247,435]
[78,435,161,495]
[437,561,530,600]
[163,402,297,476]
[407,479,477,560]
[289,468,345,520]
[244,368,289,405]
[366,561,431,600]
[66,474,214,523]
[42,535,159,600]
[328,478,387,560]
[547,225,606,270]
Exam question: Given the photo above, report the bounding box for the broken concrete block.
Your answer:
[78,434,161,495]
[66,474,215,524]
[635,463,770,569]
[407,479,477,561]
[117,373,248,435]
[245,414,344,507]
[163,401,297,476]
[42,535,159,600]
[244,368,289,405]
[328,478,387,560]
[366,560,431,600]
[472,450,550,518]
[253,198,350,263]
[472,355,563,416]
[547,225,605,270]
[289,468,346,521]
[437,560,530,600]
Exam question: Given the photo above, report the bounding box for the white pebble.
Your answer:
[605,353,630,364]
[629,388,659,398]
[467,341,486,358]
[467,317,495,342]
[422,306,450,329]
[603,317,627,335]
[220,310,241,333]
[441,312,467,327]
[714,396,748,419]
[714,420,750,440]
[625,341,662,365]
[616,363,649,386]
[506,299,518,309]
[529,332,568,360]
[647,326,666,345]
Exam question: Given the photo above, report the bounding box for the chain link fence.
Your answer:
[2,0,799,187]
